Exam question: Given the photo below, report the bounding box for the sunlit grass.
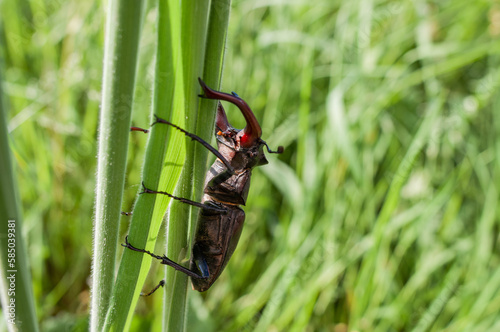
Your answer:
[2,0,500,331]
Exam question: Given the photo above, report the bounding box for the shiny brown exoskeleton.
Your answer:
[123,78,283,292]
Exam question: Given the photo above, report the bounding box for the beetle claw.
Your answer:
[198,78,262,148]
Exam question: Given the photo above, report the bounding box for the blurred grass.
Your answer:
[1,0,500,331]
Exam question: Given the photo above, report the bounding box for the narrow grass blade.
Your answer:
[90,0,145,330]
[162,0,234,330]
[0,70,39,332]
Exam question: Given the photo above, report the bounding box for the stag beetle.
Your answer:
[123,78,283,292]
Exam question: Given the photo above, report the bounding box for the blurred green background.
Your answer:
[2,0,500,331]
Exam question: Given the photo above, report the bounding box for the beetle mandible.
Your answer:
[123,78,283,292]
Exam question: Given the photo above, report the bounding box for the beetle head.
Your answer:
[212,102,267,168]
[199,78,283,168]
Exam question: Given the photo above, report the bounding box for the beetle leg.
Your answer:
[140,182,227,214]
[206,168,233,188]
[130,126,149,133]
[140,280,165,296]
[152,115,235,175]
[122,236,207,279]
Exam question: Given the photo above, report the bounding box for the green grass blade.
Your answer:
[162,1,232,331]
[102,0,199,330]
[194,0,233,187]
[159,1,193,330]
[0,70,39,332]
[89,0,145,330]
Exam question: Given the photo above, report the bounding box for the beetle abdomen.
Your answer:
[191,203,245,292]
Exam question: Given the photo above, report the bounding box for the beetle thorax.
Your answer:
[216,134,268,170]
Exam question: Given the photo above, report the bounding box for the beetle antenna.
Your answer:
[261,140,284,154]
